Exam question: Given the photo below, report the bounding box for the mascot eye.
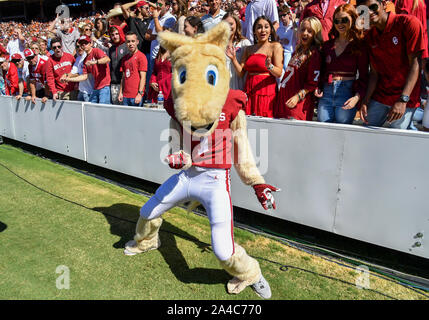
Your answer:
[205,65,218,86]
[178,67,186,84]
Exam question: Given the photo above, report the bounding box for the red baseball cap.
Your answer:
[136,1,148,8]
[24,48,35,58]
[11,53,23,61]
[78,35,91,43]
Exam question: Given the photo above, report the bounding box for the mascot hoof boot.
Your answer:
[226,275,271,299]
[251,275,272,299]
[123,236,161,256]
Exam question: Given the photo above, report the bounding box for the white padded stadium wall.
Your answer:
[0,97,427,259]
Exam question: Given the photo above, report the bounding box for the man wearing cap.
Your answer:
[24,48,49,104]
[107,7,129,33]
[121,1,152,55]
[63,35,111,104]
[1,55,20,97]
[45,37,77,101]
[10,53,29,100]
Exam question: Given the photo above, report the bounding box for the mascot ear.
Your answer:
[196,22,230,51]
[158,22,231,54]
[157,31,195,54]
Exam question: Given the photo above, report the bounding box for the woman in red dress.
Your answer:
[226,16,283,118]
[275,16,323,121]
[147,46,172,103]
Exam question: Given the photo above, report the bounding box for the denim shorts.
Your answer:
[317,80,357,124]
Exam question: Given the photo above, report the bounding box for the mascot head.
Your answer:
[158,22,230,137]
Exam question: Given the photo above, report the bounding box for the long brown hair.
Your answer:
[222,11,246,44]
[252,16,279,44]
[328,4,363,54]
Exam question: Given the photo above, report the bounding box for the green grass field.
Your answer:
[0,143,427,300]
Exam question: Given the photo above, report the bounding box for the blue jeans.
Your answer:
[89,86,111,104]
[123,97,143,107]
[366,99,414,129]
[78,91,91,102]
[317,80,357,124]
[408,107,423,130]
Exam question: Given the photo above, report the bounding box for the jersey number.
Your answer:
[281,66,294,88]
[313,70,320,82]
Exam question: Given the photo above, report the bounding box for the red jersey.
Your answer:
[275,49,321,120]
[120,50,147,98]
[2,62,19,96]
[46,52,75,94]
[366,13,425,108]
[321,39,369,101]
[301,0,346,41]
[165,90,246,169]
[29,56,48,91]
[83,48,111,90]
[395,0,428,58]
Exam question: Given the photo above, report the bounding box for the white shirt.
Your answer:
[201,9,226,32]
[277,21,296,54]
[226,39,251,91]
[243,0,279,43]
[17,60,30,83]
[149,13,177,62]
[72,52,94,94]
[6,38,26,56]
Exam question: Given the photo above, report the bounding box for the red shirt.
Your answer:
[83,48,111,90]
[301,0,346,41]
[2,62,19,96]
[395,0,428,58]
[366,13,425,108]
[120,50,147,98]
[29,56,48,90]
[321,39,369,101]
[165,90,246,169]
[275,49,321,120]
[46,52,75,94]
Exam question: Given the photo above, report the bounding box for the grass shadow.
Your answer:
[0,221,7,232]
[92,203,228,285]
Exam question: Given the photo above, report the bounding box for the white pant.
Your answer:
[140,166,235,261]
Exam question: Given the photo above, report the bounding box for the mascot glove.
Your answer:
[253,184,280,210]
[165,151,188,169]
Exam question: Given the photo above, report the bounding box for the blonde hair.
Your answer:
[298,16,323,49]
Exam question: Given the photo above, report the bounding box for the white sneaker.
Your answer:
[251,275,272,299]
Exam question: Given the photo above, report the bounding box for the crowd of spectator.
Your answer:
[1,0,429,132]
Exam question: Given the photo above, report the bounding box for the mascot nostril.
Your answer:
[124,22,280,299]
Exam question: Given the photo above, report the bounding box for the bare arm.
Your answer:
[121,1,139,19]
[227,45,249,78]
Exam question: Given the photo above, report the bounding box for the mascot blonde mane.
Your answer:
[124,23,279,299]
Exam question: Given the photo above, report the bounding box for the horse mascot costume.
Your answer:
[124,22,279,299]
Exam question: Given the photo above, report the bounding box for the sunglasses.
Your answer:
[368,3,379,12]
[52,45,62,49]
[280,13,289,17]
[84,28,91,31]
[334,17,350,24]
